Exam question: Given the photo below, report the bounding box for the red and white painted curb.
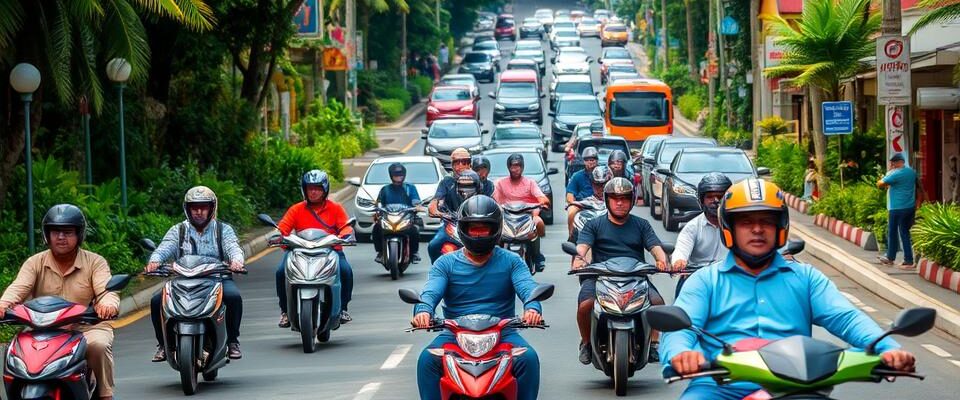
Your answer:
[813,213,878,251]
[918,258,960,294]
[783,192,811,214]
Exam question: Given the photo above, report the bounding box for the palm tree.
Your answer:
[909,0,960,83]
[763,0,879,190]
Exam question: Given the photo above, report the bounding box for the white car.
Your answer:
[577,18,601,37]
[550,28,581,50]
[535,9,554,31]
[350,156,447,240]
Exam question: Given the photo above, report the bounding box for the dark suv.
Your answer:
[458,52,496,83]
[643,137,717,220]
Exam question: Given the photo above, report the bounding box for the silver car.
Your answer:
[350,156,447,240]
[422,119,487,169]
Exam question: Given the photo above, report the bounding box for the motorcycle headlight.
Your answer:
[456,332,499,357]
[385,214,411,231]
[672,183,696,196]
[596,280,647,315]
[288,251,338,282]
[39,353,74,377]
[495,103,506,111]
[357,196,375,209]
[6,354,27,375]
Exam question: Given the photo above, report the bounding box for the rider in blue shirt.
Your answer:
[412,195,545,400]
[374,163,422,264]
[661,179,917,400]
[566,146,599,202]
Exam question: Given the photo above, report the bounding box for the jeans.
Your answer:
[373,223,420,255]
[418,330,539,400]
[275,250,354,313]
[152,278,242,345]
[678,383,759,400]
[802,180,815,200]
[428,223,453,264]
[886,208,916,264]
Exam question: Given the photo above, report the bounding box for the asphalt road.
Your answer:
[111,1,960,398]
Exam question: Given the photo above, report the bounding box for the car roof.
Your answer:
[557,94,598,101]
[495,121,540,129]
[678,147,745,155]
[500,69,538,80]
[442,74,477,81]
[431,118,480,125]
[465,51,491,57]
[370,155,440,165]
[580,136,628,145]
[661,137,716,145]
[483,147,543,156]
[558,46,586,52]
[508,58,538,64]
[556,74,592,82]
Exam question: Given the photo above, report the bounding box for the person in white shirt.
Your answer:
[672,173,732,272]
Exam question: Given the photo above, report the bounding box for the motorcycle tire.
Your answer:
[388,241,400,281]
[300,299,318,353]
[651,197,662,220]
[613,330,630,396]
[202,368,218,382]
[178,335,199,395]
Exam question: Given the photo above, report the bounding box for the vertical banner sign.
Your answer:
[295,0,320,36]
[886,106,910,166]
[877,36,912,105]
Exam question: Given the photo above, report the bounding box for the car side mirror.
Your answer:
[488,92,496,99]
[421,128,429,139]
[482,129,490,135]
[547,167,559,175]
[139,238,157,251]
[525,284,555,303]
[540,93,546,98]
[257,213,279,229]
[548,111,556,117]
[104,274,132,292]
[398,288,423,304]
[866,307,937,354]
[757,167,771,176]
[561,241,577,256]
[643,156,655,165]
[656,167,672,176]
[346,177,362,187]
[645,305,693,332]
[780,239,805,256]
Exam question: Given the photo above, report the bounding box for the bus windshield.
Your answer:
[608,92,669,127]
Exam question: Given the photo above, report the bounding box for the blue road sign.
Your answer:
[821,101,854,135]
[295,0,320,36]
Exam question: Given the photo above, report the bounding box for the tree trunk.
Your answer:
[661,0,669,66]
[0,92,43,211]
[685,0,697,81]
[808,87,829,192]
[750,0,760,154]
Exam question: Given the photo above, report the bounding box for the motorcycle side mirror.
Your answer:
[341,217,358,231]
[399,288,423,304]
[867,307,937,354]
[561,241,578,256]
[104,274,132,292]
[346,177,362,187]
[139,238,157,251]
[660,242,675,255]
[780,239,805,256]
[525,284,555,303]
[257,213,279,229]
[645,305,693,332]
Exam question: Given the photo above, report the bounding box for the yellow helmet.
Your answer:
[451,147,471,161]
[719,178,789,249]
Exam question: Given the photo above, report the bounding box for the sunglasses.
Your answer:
[453,159,471,165]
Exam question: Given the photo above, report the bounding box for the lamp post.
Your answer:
[9,63,42,253]
[106,58,131,209]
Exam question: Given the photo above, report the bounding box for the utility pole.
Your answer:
[436,0,440,28]
[708,0,716,117]
[346,0,357,112]
[881,0,905,162]
[661,0,669,66]
[402,11,408,89]
[717,0,734,127]
[685,0,697,81]
[750,0,760,154]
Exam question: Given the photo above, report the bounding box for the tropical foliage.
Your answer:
[913,203,960,271]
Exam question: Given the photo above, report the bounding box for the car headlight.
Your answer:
[357,196,375,209]
[425,146,438,153]
[495,103,506,111]
[527,103,540,110]
[456,332,499,357]
[672,183,696,196]
[468,145,484,152]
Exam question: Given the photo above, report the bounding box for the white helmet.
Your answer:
[183,186,218,229]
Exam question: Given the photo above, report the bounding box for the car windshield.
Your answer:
[432,89,471,101]
[508,63,538,72]
[677,153,754,174]
[474,42,497,51]
[524,18,539,23]
[463,53,490,63]
[515,50,542,59]
[558,99,601,115]
[606,25,627,32]
[580,19,597,26]
[496,20,514,28]
[603,49,631,59]
[441,78,474,88]
[556,82,593,94]
[609,92,668,127]
[365,162,439,184]
[556,30,578,37]
[557,54,588,63]
[516,42,541,51]
[658,142,714,164]
[498,82,537,98]
[641,138,666,157]
[430,123,480,138]
[494,126,540,140]
[608,64,636,73]
[486,152,545,177]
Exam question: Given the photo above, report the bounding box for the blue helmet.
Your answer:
[301,169,330,203]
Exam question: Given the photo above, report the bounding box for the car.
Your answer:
[475,14,495,31]
[535,8,554,32]
[570,10,586,23]
[548,94,603,152]
[550,28,581,50]
[487,122,550,162]
[506,59,542,86]
[658,148,771,231]
[549,74,594,111]
[644,137,718,220]
[350,156,447,241]
[594,9,611,24]
[439,73,480,99]
[426,86,479,126]
[601,60,637,84]
[458,52,496,83]
[636,134,671,206]
[606,71,641,86]
[519,17,545,39]
[577,17,601,37]
[565,135,632,185]
[490,69,543,125]
[482,147,559,225]
[551,52,592,78]
[601,23,629,47]
[511,50,546,75]
[554,9,571,18]
[495,14,516,41]
[471,40,503,68]
[422,119,487,169]
[551,46,587,63]
[515,39,544,52]
[599,46,632,64]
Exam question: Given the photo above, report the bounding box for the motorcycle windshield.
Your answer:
[453,314,503,331]
[593,257,653,274]
[173,255,224,277]
[757,336,843,384]
[382,203,412,213]
[297,229,332,241]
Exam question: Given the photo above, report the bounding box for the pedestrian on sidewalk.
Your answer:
[877,153,917,270]
[802,158,819,201]
[439,44,449,71]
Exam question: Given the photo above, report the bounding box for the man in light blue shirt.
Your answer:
[877,152,918,269]
[662,179,916,400]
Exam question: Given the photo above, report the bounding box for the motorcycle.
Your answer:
[562,242,694,397]
[141,238,248,395]
[438,212,464,256]
[500,202,545,275]
[672,239,806,298]
[376,198,429,280]
[257,213,356,353]
[398,284,555,400]
[566,197,606,243]
[647,305,936,399]
[1,275,131,400]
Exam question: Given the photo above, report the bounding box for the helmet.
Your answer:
[603,177,635,209]
[719,179,789,267]
[388,163,406,177]
[451,147,471,162]
[457,195,503,256]
[607,149,628,165]
[581,146,599,160]
[183,186,218,229]
[471,156,491,172]
[41,204,87,246]
[591,165,612,186]
[589,120,605,135]
[697,173,733,217]
[456,170,482,199]
[301,170,330,203]
[507,153,525,168]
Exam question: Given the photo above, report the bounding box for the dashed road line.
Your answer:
[921,344,953,358]
[380,344,413,370]
[950,360,960,369]
[353,382,382,400]
[861,306,878,313]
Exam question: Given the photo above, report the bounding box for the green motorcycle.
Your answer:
[646,305,936,399]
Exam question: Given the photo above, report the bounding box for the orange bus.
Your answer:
[604,79,673,147]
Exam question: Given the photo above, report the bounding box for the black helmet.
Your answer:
[301,169,330,203]
[456,170,482,199]
[507,153,525,168]
[603,177,636,210]
[591,165,612,186]
[471,156,491,172]
[697,173,733,217]
[581,146,599,160]
[388,163,406,177]
[607,149,628,165]
[589,120,605,135]
[457,195,503,256]
[41,204,87,246]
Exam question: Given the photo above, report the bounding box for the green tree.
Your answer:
[909,0,960,84]
[763,0,879,191]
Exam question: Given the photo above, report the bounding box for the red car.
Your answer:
[426,86,479,126]
[495,14,516,41]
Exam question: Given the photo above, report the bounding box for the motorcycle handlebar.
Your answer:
[405,317,549,332]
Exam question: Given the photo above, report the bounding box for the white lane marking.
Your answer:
[876,318,892,326]
[949,360,960,369]
[921,344,953,358]
[861,306,878,313]
[353,382,382,400]
[840,291,864,306]
[380,344,413,370]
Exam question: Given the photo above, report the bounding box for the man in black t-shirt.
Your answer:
[573,177,672,365]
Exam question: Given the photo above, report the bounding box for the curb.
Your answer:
[379,101,427,130]
[812,213,878,251]
[783,192,811,214]
[918,258,960,294]
[792,223,960,339]
[117,184,358,318]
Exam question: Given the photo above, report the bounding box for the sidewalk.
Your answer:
[625,42,699,136]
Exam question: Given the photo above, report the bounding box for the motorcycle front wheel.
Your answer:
[300,299,318,353]
[178,335,199,395]
[613,330,630,396]
[388,240,400,280]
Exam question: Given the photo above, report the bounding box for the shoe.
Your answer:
[278,313,290,328]
[578,342,592,365]
[877,256,894,265]
[535,261,546,273]
[898,263,916,271]
[375,252,384,264]
[227,343,242,359]
[648,341,660,363]
[340,310,352,324]
[152,345,166,362]
[412,254,422,264]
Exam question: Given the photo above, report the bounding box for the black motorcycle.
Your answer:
[376,199,428,280]
[500,202,544,275]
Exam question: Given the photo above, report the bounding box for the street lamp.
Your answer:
[9,63,41,253]
[106,58,131,209]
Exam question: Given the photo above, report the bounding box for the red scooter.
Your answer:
[1,274,131,400]
[398,285,554,400]
[438,213,464,256]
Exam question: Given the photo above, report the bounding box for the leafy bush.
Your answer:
[810,179,886,235]
[382,86,412,109]
[756,137,807,195]
[656,64,698,96]
[411,76,434,101]
[677,92,704,121]
[717,128,751,149]
[377,99,406,121]
[757,116,789,136]
[912,204,960,271]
